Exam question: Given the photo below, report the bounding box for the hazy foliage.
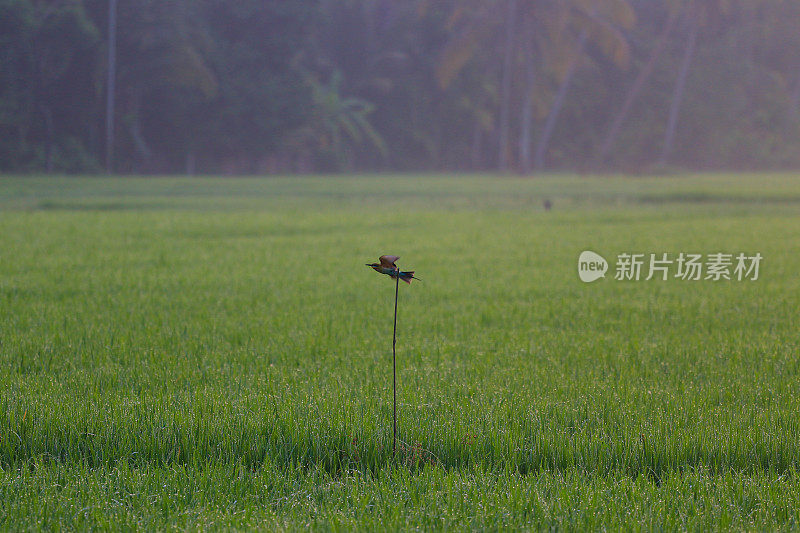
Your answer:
[1,0,799,173]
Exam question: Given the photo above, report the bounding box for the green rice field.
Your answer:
[1,174,799,530]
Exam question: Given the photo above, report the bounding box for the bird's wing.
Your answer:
[379,255,399,268]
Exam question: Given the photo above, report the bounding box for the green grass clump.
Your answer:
[1,173,799,530]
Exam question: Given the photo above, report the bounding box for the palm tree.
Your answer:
[305,70,387,170]
[532,0,635,170]
[658,0,731,166]
[595,1,681,166]
[115,0,218,170]
[435,0,635,172]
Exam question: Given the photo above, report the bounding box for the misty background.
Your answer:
[1,0,799,176]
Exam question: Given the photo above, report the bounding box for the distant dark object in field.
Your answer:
[543,199,552,211]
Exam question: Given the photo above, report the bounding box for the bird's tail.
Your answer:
[399,270,420,284]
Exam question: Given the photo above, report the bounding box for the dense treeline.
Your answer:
[1,0,799,175]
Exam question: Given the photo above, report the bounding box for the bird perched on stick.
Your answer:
[366,255,421,284]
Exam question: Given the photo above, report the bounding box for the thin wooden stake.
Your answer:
[392,274,399,454]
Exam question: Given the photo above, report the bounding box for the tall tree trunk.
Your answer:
[17,123,28,167]
[186,150,196,175]
[790,67,800,117]
[518,13,536,175]
[471,119,482,170]
[497,0,517,172]
[106,0,117,174]
[659,17,698,166]
[41,104,54,173]
[742,4,756,90]
[127,88,152,168]
[534,30,588,171]
[518,59,535,174]
[596,10,678,166]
